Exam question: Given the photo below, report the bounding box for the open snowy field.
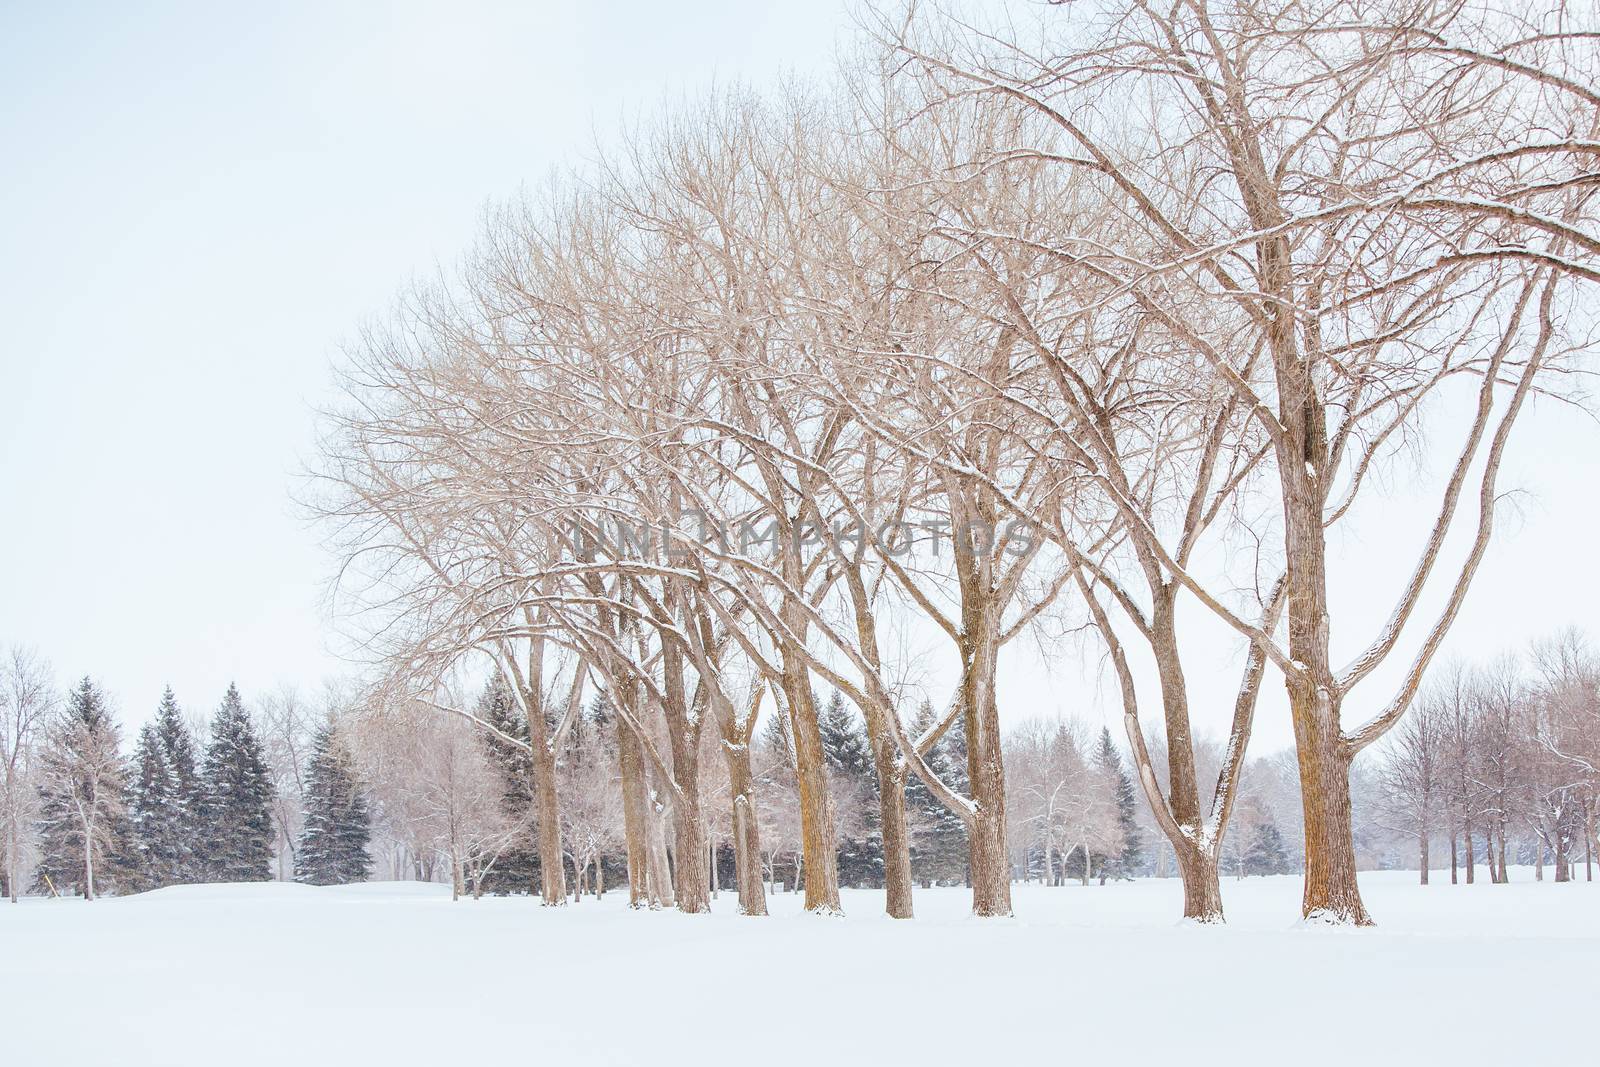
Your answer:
[2,870,1593,1066]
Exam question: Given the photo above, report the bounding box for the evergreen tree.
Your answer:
[198,684,274,882]
[152,687,204,878]
[818,691,884,888]
[127,723,185,888]
[475,675,538,894]
[34,677,129,898]
[1095,727,1144,879]
[294,718,372,885]
[1244,820,1291,876]
[818,692,873,780]
[904,699,969,887]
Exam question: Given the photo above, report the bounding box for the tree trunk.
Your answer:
[843,565,915,918]
[82,811,96,901]
[962,627,1012,918]
[657,637,708,914]
[529,735,566,907]
[781,658,841,914]
[724,742,768,916]
[646,789,676,908]
[616,712,652,908]
[1580,799,1593,883]
[1419,833,1429,886]
[1287,691,1371,925]
[1175,845,1224,922]
[871,741,914,919]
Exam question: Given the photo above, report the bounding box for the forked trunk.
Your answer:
[1175,844,1224,922]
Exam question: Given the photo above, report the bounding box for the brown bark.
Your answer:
[874,755,914,919]
[961,627,1012,918]
[615,709,653,908]
[659,636,709,914]
[518,680,567,907]
[840,566,915,918]
[1176,845,1223,922]
[724,741,769,916]
[781,659,842,914]
[1288,684,1372,924]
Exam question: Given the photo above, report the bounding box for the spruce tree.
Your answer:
[474,675,538,894]
[152,687,204,879]
[818,692,884,888]
[34,677,130,898]
[128,723,185,888]
[198,684,274,882]
[1094,727,1145,879]
[294,719,372,885]
[1245,820,1291,876]
[904,699,969,887]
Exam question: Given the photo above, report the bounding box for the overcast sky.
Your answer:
[3,0,1596,755]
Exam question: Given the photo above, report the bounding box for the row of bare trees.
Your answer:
[1376,629,1600,884]
[314,0,1598,924]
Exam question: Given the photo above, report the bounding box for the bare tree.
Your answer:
[35,679,124,900]
[0,647,53,901]
[1378,686,1446,884]
[890,0,1599,923]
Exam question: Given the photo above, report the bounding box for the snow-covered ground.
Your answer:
[3,870,1592,1065]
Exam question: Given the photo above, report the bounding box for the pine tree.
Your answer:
[475,675,538,894]
[904,699,969,887]
[294,718,372,885]
[127,723,185,888]
[34,677,129,898]
[818,691,884,888]
[198,684,274,882]
[123,687,205,887]
[1244,820,1291,876]
[1095,727,1144,879]
[152,687,204,878]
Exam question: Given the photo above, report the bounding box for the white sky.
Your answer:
[3,0,1597,756]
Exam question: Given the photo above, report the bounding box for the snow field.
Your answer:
[1,869,1593,1066]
